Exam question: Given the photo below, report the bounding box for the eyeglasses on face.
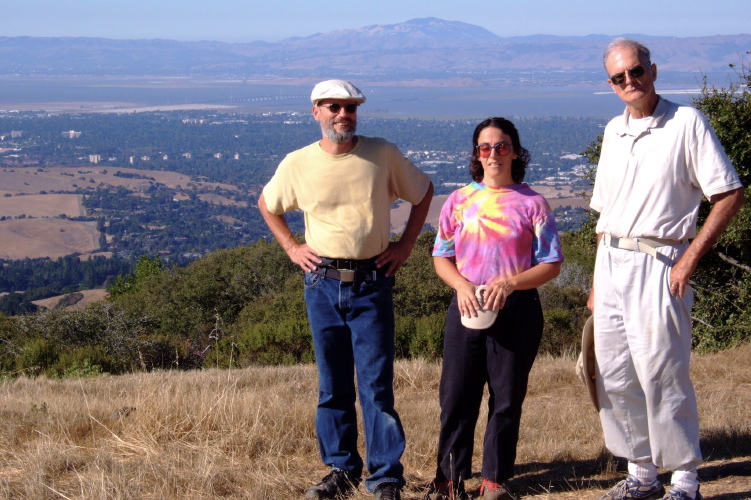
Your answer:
[318,103,359,114]
[476,142,513,158]
[609,64,648,85]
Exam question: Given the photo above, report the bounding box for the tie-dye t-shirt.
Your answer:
[432,182,563,286]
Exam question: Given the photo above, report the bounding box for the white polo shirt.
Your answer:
[591,97,742,240]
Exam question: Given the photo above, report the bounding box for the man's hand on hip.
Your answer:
[375,240,414,277]
[286,243,321,273]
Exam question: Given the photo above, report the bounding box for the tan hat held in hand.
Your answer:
[575,315,599,411]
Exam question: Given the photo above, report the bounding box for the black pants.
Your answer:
[434,289,543,484]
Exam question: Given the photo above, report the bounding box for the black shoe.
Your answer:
[305,469,361,499]
[374,482,401,500]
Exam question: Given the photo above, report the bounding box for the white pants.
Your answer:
[593,239,702,472]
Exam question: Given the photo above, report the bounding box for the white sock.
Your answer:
[671,470,699,498]
[628,461,658,484]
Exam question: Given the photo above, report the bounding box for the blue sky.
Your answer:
[5,0,750,43]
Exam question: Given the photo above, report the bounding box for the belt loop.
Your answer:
[633,237,640,253]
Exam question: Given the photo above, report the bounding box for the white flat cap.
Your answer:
[311,80,366,104]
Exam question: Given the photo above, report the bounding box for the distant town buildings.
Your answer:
[89,154,101,164]
[62,130,82,139]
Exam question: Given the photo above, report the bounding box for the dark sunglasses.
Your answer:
[476,142,513,158]
[319,103,359,114]
[609,64,647,85]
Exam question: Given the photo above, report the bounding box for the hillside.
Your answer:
[1,346,749,498]
[0,165,243,261]
[31,288,107,310]
[0,218,99,260]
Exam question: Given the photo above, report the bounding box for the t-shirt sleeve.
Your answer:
[532,206,564,266]
[432,194,457,258]
[388,144,431,205]
[261,156,299,215]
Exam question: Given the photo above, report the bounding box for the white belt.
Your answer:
[602,234,685,258]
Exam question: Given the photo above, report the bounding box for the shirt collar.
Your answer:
[613,96,670,136]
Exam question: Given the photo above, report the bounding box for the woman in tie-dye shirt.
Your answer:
[426,117,563,500]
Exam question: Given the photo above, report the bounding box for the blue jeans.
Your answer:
[304,271,406,493]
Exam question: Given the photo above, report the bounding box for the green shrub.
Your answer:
[55,292,85,309]
[59,360,102,379]
[393,231,454,318]
[0,313,21,372]
[409,313,446,360]
[537,278,589,356]
[540,307,586,357]
[110,242,301,344]
[18,338,59,376]
[54,345,111,377]
[394,315,417,359]
[229,317,314,366]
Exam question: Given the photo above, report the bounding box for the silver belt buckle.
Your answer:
[338,269,355,282]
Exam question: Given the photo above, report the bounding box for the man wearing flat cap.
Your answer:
[259,79,433,500]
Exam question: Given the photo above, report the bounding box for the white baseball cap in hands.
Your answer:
[461,285,499,329]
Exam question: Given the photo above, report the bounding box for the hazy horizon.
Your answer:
[4,1,750,43]
[0,80,710,119]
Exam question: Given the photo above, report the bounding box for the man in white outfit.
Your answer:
[588,38,745,500]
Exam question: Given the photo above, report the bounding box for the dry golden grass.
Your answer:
[1,346,750,499]
[0,194,85,218]
[0,218,100,260]
[198,195,248,207]
[31,289,109,311]
[0,166,237,197]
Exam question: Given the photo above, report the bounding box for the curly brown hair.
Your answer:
[469,117,530,184]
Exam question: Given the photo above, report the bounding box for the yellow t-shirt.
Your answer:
[262,136,431,259]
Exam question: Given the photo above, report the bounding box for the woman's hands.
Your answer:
[434,256,561,319]
[484,278,516,311]
[456,280,481,318]
[456,279,514,317]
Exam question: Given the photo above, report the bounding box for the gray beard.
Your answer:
[323,124,356,143]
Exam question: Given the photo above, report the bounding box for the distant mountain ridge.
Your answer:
[284,17,501,48]
[0,18,748,82]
